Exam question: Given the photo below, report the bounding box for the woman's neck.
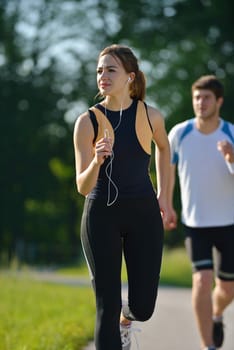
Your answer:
[102,96,133,111]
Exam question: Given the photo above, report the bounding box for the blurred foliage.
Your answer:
[0,0,233,264]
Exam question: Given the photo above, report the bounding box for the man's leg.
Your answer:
[212,224,234,348]
[213,278,234,317]
[192,270,215,349]
[212,279,234,347]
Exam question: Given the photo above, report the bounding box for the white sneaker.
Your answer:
[120,323,132,350]
[120,322,141,350]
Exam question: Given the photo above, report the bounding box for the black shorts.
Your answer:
[184,224,234,281]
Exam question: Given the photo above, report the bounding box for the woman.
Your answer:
[73,44,171,350]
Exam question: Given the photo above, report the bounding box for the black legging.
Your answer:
[81,195,164,350]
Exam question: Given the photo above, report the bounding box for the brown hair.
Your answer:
[191,75,224,99]
[98,44,146,100]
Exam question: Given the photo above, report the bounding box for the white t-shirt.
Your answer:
[168,118,234,227]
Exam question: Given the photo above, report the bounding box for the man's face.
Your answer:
[192,89,223,120]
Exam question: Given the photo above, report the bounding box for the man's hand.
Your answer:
[217,140,234,163]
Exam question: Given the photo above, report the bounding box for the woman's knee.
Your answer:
[123,302,154,322]
[133,304,154,321]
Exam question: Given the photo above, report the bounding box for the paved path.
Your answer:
[84,286,234,350]
[29,270,234,350]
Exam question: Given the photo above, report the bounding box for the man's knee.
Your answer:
[193,270,214,293]
[216,279,234,299]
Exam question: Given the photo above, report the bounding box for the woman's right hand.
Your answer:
[94,136,112,165]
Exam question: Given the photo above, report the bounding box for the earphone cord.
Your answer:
[105,105,123,206]
[105,151,118,206]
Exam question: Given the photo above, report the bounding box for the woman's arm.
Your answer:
[148,106,170,200]
[167,163,178,230]
[148,106,176,228]
[73,112,112,196]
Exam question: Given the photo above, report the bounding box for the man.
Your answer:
[167,75,234,350]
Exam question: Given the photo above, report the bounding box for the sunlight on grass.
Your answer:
[57,264,90,277]
[58,259,128,283]
[58,247,192,287]
[0,248,192,350]
[0,274,95,350]
[160,247,192,287]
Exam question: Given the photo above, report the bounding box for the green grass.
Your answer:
[160,247,192,287]
[57,264,90,277]
[0,247,192,350]
[58,247,192,288]
[0,273,95,350]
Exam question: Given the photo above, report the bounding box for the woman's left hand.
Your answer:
[158,197,177,231]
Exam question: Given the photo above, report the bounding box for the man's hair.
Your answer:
[192,75,224,99]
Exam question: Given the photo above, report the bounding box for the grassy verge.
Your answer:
[58,247,192,288]
[0,273,95,350]
[160,247,192,287]
[0,247,192,350]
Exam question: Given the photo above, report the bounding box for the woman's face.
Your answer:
[97,54,130,97]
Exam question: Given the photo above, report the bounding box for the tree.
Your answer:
[0,0,233,264]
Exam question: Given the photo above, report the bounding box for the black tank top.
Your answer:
[88,99,155,201]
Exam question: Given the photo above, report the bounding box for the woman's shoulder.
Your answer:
[74,109,93,134]
[75,109,90,122]
[144,103,164,119]
[144,103,165,132]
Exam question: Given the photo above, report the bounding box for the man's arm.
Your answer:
[217,140,234,174]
